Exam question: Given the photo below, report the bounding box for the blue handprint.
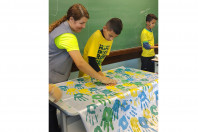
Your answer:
[138,117,157,132]
[75,84,84,89]
[130,106,137,117]
[125,68,132,72]
[112,99,121,120]
[74,93,88,101]
[138,91,150,110]
[100,107,114,132]
[123,73,131,79]
[127,77,134,82]
[77,78,85,83]
[115,68,124,74]
[106,75,114,79]
[121,100,130,112]
[154,90,158,106]
[86,104,98,125]
[58,86,68,91]
[145,74,152,78]
[119,115,129,131]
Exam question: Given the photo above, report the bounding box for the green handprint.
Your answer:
[74,93,88,101]
[116,85,126,90]
[100,107,114,132]
[133,82,143,86]
[141,78,149,81]
[89,87,100,94]
[94,126,102,132]
[101,89,115,97]
[114,75,123,79]
[106,72,113,75]
[86,104,98,125]
[94,81,104,86]
[121,80,129,84]
[92,94,111,106]
[135,71,142,74]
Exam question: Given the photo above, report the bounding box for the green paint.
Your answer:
[141,78,148,81]
[114,75,122,79]
[150,105,158,115]
[135,71,142,74]
[116,85,126,90]
[86,104,98,125]
[121,80,129,83]
[94,81,104,86]
[94,126,102,132]
[100,107,114,132]
[133,82,143,86]
[74,93,88,101]
[92,94,111,106]
[106,72,113,75]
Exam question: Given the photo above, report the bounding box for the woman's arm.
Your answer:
[49,84,62,102]
[68,50,117,84]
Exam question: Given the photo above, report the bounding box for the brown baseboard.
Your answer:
[71,46,158,72]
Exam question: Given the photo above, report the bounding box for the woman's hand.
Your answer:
[49,84,62,102]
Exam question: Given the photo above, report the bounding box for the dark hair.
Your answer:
[106,18,123,35]
[146,14,158,22]
[49,4,89,33]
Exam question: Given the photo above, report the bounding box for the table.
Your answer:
[50,66,158,132]
[152,55,158,73]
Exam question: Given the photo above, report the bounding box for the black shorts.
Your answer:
[141,56,155,72]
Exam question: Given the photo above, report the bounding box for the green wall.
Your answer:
[49,0,158,52]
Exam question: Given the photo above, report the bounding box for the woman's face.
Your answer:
[69,17,88,33]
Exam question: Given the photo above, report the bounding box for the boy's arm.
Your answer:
[143,42,158,49]
[150,45,158,49]
[150,44,158,49]
[88,56,104,76]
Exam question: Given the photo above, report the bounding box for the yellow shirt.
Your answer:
[79,30,113,77]
[55,33,79,51]
[141,28,155,57]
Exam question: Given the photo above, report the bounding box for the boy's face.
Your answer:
[146,19,157,29]
[103,26,118,41]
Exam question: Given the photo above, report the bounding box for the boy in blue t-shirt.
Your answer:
[140,14,158,72]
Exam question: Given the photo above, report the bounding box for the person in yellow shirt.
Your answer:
[79,18,123,77]
[140,14,158,72]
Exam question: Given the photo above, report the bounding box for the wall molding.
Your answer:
[71,46,158,72]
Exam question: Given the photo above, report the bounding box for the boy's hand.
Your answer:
[49,84,62,102]
[100,76,117,85]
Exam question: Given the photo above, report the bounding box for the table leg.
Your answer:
[60,111,67,132]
